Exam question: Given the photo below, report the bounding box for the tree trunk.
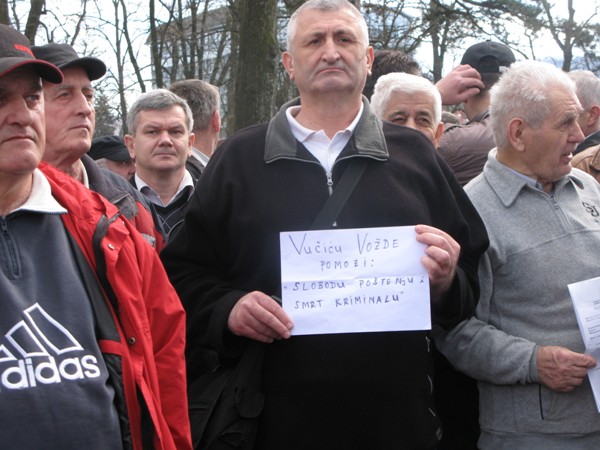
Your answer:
[233,0,278,132]
[428,0,444,82]
[0,0,9,25]
[25,0,45,43]
[149,0,164,88]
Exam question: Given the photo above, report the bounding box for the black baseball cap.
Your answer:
[31,43,106,81]
[89,135,131,162]
[0,24,62,82]
[461,41,515,74]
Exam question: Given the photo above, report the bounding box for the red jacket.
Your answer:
[40,161,192,450]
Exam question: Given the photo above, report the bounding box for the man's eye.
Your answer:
[26,94,41,103]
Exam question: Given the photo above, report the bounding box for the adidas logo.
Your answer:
[0,303,101,391]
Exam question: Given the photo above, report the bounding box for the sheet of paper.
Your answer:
[280,226,430,336]
[568,275,600,412]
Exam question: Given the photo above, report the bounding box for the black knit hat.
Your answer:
[89,135,131,162]
[0,24,62,82]
[461,41,515,74]
[31,43,106,81]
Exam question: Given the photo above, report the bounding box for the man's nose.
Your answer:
[405,117,418,131]
[321,38,340,62]
[158,130,173,144]
[75,92,93,116]
[8,97,34,126]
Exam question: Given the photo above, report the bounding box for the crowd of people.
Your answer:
[2,0,600,449]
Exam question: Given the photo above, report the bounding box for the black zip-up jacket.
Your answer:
[162,98,489,450]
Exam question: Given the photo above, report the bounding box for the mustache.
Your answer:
[316,63,346,72]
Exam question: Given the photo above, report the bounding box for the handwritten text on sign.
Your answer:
[280,226,430,336]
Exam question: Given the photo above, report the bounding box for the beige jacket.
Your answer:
[572,143,600,183]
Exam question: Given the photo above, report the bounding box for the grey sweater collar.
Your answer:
[481,149,585,207]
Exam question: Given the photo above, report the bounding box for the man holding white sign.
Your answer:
[162,1,488,449]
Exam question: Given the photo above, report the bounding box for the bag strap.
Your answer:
[310,157,368,230]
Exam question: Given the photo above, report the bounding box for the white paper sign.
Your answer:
[280,226,430,336]
[568,275,600,412]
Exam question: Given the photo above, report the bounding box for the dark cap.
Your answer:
[89,135,131,162]
[461,41,515,74]
[31,43,106,81]
[0,24,62,82]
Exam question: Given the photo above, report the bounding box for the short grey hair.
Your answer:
[126,89,194,135]
[371,72,442,125]
[490,60,579,151]
[286,0,369,53]
[168,79,220,132]
[568,70,600,112]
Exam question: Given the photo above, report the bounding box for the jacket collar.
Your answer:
[470,109,490,123]
[12,168,66,215]
[482,149,584,207]
[580,129,600,150]
[39,161,118,221]
[264,96,388,163]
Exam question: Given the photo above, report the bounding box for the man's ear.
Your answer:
[588,105,600,130]
[507,118,526,152]
[433,122,444,148]
[124,134,135,159]
[365,46,374,76]
[188,132,196,152]
[282,52,294,80]
[211,110,221,133]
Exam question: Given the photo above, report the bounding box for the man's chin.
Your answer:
[2,153,42,176]
[46,140,92,161]
[148,161,183,173]
[76,143,93,158]
[313,81,357,96]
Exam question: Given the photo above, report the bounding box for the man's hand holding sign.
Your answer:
[227,224,460,339]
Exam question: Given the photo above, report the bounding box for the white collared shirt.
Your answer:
[285,103,363,173]
[135,170,195,207]
[191,147,210,166]
[78,159,90,188]
[14,169,67,215]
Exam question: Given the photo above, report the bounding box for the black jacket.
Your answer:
[162,99,489,450]
[574,130,600,155]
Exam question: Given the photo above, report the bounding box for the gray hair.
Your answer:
[568,70,600,112]
[286,0,369,53]
[168,79,220,132]
[371,72,442,125]
[126,89,194,135]
[490,60,579,150]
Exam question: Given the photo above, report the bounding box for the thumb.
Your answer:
[574,352,597,368]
